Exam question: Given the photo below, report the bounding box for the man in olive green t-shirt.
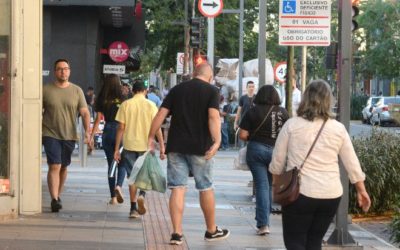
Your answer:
[42,59,91,212]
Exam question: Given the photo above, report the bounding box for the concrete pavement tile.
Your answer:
[5,239,58,250]
[102,228,144,244]
[15,229,62,241]
[59,228,103,242]
[103,220,142,231]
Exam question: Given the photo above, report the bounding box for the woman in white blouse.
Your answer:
[269,79,371,250]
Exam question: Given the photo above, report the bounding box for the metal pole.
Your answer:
[207,18,214,69]
[238,0,244,97]
[285,46,294,116]
[184,0,189,75]
[189,0,196,75]
[301,46,307,92]
[78,117,87,168]
[258,0,267,86]
[327,0,356,245]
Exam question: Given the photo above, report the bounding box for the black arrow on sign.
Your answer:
[203,1,218,8]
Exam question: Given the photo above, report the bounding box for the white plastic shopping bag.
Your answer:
[127,151,149,185]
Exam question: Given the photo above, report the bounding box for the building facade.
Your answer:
[0,0,43,219]
[0,0,144,219]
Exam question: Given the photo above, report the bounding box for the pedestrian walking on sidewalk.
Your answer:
[42,58,91,212]
[269,79,371,250]
[114,80,165,218]
[148,63,230,246]
[239,85,289,235]
[90,74,123,205]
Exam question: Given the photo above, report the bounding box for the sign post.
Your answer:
[279,0,331,46]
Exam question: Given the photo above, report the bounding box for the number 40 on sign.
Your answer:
[274,62,287,83]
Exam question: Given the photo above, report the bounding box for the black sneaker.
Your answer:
[51,199,62,213]
[204,226,230,241]
[170,233,183,245]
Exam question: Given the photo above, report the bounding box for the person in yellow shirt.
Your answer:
[113,80,165,218]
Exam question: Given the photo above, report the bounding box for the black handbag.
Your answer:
[272,120,327,206]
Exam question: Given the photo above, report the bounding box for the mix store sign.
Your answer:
[101,41,130,74]
[278,0,331,46]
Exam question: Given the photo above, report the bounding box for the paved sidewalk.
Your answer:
[0,150,397,250]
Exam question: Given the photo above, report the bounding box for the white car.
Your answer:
[361,97,381,124]
[369,97,400,126]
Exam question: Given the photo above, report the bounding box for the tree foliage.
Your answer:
[355,0,400,79]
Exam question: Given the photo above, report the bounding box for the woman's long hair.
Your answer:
[253,85,281,106]
[297,79,334,121]
[95,74,123,112]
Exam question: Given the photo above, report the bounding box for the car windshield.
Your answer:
[371,97,382,106]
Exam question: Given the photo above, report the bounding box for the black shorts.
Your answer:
[42,136,75,166]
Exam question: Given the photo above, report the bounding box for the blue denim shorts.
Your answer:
[167,153,213,191]
[42,136,75,166]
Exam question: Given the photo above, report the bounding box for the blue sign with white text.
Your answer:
[282,0,296,14]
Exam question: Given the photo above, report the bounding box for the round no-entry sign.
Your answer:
[274,62,287,83]
[198,0,224,18]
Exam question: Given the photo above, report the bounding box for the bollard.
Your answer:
[78,117,87,168]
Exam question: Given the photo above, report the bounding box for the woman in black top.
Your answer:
[239,85,289,235]
[90,74,123,205]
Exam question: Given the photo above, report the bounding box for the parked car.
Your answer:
[361,96,381,124]
[369,96,400,126]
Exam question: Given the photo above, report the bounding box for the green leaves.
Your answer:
[355,0,400,78]
[390,208,400,244]
[350,130,400,215]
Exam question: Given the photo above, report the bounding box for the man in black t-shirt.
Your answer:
[148,63,230,245]
[234,80,256,130]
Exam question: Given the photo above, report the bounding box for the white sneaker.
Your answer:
[257,226,270,235]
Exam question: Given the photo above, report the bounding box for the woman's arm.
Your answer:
[269,122,290,175]
[354,181,371,212]
[238,128,249,141]
[89,111,103,150]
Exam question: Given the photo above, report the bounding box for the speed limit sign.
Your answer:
[274,62,287,83]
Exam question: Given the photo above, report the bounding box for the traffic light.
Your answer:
[190,17,205,48]
[194,54,207,67]
[325,42,338,69]
[351,0,360,31]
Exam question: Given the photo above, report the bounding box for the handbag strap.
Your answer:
[298,120,327,170]
[250,105,274,140]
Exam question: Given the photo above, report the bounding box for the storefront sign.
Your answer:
[108,41,129,62]
[103,64,126,74]
[0,179,10,194]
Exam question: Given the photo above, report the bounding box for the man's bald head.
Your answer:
[193,63,213,83]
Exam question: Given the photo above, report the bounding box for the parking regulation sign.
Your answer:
[279,0,331,46]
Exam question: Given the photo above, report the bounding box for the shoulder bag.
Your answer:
[272,120,327,206]
[235,106,274,170]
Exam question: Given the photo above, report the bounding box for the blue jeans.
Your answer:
[246,141,273,228]
[102,122,119,198]
[221,122,229,149]
[167,153,213,191]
